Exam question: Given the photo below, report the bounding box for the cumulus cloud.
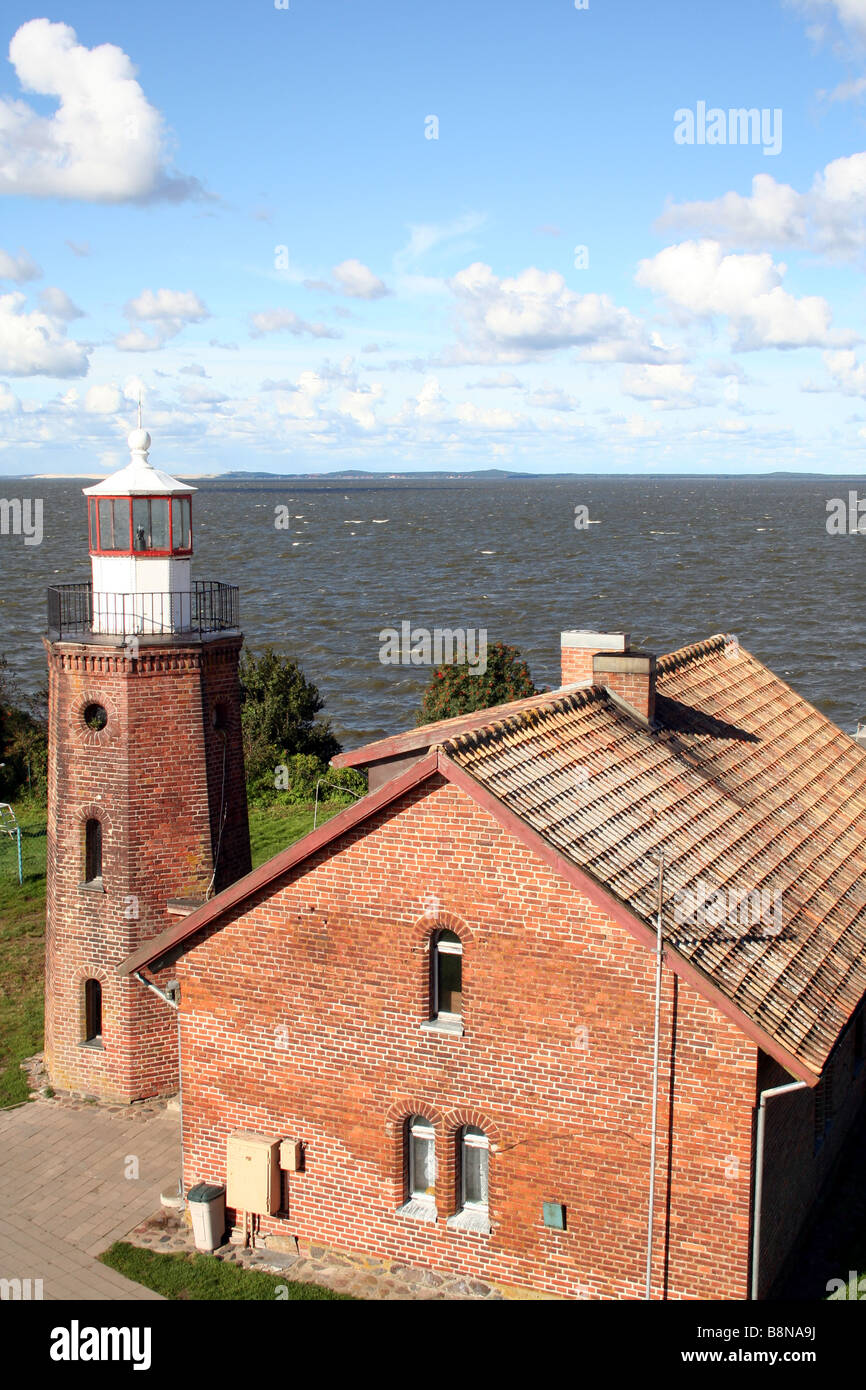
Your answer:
[331,259,390,300]
[636,240,839,350]
[0,247,41,282]
[447,262,673,364]
[621,363,700,408]
[657,153,866,260]
[822,348,866,394]
[0,291,89,376]
[38,287,83,321]
[249,309,342,340]
[116,288,210,351]
[85,383,123,414]
[0,20,201,203]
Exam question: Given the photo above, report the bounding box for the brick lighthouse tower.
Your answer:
[43,423,251,1102]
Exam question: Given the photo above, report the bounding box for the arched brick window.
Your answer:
[84,979,102,1045]
[407,1115,436,1204]
[431,929,462,1021]
[84,818,102,884]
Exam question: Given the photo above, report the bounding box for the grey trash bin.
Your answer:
[187,1182,226,1251]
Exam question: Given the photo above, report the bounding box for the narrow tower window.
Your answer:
[84,818,103,884]
[84,979,102,1045]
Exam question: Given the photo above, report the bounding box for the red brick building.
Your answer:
[124,628,866,1299]
[44,428,250,1103]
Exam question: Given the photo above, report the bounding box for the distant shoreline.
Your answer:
[5,469,866,483]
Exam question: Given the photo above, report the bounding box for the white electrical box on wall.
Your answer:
[279,1138,302,1172]
[226,1132,281,1214]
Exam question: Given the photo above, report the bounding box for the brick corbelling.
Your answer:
[174,777,760,1300]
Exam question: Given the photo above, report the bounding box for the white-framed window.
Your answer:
[432,929,463,1021]
[408,1116,436,1204]
[460,1126,489,1212]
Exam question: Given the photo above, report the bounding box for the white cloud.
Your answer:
[0,383,20,413]
[636,240,838,350]
[331,260,389,300]
[117,288,209,351]
[447,262,672,364]
[178,382,228,406]
[823,348,866,394]
[787,0,866,44]
[621,363,699,407]
[657,153,866,260]
[526,387,578,410]
[0,19,201,203]
[466,371,524,389]
[38,287,83,321]
[0,247,41,282]
[85,383,123,414]
[0,291,89,376]
[249,309,342,340]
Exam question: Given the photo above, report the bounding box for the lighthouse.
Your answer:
[43,425,251,1102]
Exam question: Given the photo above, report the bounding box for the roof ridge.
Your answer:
[656,632,730,677]
[445,686,604,753]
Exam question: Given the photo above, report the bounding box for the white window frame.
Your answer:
[432,931,463,1023]
[408,1116,436,1205]
[460,1126,489,1214]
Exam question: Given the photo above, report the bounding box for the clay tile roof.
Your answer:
[444,634,866,1076]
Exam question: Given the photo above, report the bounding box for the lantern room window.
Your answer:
[96,498,131,552]
[133,498,170,551]
[88,495,192,556]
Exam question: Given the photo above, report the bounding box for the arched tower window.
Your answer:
[84,979,102,1045]
[431,929,462,1021]
[84,818,103,884]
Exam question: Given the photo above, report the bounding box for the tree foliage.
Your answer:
[239,646,364,806]
[415,641,540,726]
[0,656,48,803]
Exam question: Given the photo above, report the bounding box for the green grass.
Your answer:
[0,802,46,1106]
[100,1241,353,1300]
[0,796,348,1108]
[248,799,348,868]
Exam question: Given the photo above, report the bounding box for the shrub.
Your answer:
[415,641,540,726]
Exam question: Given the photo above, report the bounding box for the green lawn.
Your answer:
[100,1241,353,1300]
[0,797,347,1107]
[0,802,47,1106]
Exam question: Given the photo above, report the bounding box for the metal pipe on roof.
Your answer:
[645,853,665,1300]
[750,1078,808,1300]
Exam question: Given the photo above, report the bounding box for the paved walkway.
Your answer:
[0,1096,179,1301]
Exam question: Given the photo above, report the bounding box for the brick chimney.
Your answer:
[561,631,630,685]
[560,630,656,723]
[592,650,657,724]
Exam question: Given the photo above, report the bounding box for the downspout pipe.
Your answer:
[750,1078,808,1301]
[645,853,665,1300]
[133,970,184,1199]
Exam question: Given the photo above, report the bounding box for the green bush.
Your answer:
[246,752,366,808]
[0,657,47,805]
[415,640,540,726]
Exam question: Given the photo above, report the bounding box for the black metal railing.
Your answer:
[47,580,240,640]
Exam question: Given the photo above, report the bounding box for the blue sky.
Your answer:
[2,0,866,474]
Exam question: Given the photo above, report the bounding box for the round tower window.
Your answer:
[83,704,108,731]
